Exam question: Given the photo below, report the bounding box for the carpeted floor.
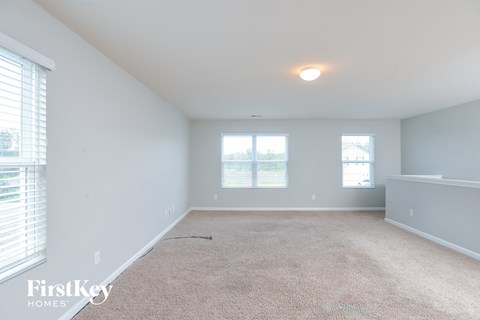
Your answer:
[74,211,480,320]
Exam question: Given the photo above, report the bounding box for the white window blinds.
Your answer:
[0,46,47,283]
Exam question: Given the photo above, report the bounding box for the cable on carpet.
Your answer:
[162,235,213,241]
[138,247,154,259]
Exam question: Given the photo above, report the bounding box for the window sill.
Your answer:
[221,186,288,189]
[342,186,376,189]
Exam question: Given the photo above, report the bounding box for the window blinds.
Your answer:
[0,47,47,283]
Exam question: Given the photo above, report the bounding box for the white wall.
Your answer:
[0,1,190,319]
[190,119,401,209]
[402,99,480,180]
[386,177,480,259]
[394,100,480,261]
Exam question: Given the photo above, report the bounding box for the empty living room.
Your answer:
[1,0,479,319]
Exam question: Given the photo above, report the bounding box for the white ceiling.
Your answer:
[34,0,480,120]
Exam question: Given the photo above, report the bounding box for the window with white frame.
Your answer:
[221,134,288,188]
[0,45,49,283]
[342,134,375,188]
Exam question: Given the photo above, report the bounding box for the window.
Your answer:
[342,134,375,188]
[0,46,48,283]
[221,134,288,188]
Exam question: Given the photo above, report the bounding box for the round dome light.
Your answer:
[299,67,321,81]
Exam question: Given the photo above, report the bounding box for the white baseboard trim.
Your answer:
[384,218,480,261]
[58,208,191,320]
[190,207,385,212]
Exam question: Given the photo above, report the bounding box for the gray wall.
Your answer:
[190,120,401,208]
[0,1,190,319]
[402,100,480,180]
[386,178,480,256]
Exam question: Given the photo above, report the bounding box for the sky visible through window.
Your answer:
[222,136,252,159]
[222,135,286,159]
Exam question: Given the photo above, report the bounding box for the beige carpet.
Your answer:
[75,211,480,320]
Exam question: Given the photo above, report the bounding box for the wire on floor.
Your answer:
[162,236,213,241]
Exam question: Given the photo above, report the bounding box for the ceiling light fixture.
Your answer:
[299,67,321,81]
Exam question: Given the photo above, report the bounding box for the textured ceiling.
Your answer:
[34,0,480,120]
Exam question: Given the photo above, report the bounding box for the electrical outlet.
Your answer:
[409,209,414,217]
[213,194,218,200]
[94,250,100,265]
[311,194,316,200]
